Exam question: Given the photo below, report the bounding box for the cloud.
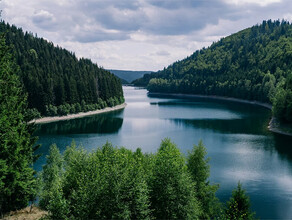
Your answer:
[93,7,147,32]
[156,50,170,56]
[223,0,282,7]
[32,10,56,30]
[73,29,129,43]
[1,0,291,70]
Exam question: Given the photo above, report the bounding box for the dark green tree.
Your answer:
[187,140,221,219]
[149,138,201,219]
[0,34,37,214]
[39,144,69,219]
[225,182,255,220]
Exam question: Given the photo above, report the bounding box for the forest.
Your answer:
[0,21,124,118]
[133,20,292,123]
[37,139,255,220]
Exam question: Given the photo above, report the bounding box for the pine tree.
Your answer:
[0,34,37,214]
[149,138,201,219]
[225,182,255,220]
[187,140,221,219]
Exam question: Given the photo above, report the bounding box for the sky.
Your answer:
[1,0,292,71]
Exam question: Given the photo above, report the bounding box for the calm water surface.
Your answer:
[35,86,292,219]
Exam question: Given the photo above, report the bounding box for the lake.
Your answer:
[35,86,292,219]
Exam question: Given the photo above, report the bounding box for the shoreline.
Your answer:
[268,117,292,136]
[29,103,127,124]
[149,92,292,136]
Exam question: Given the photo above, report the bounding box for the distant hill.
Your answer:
[0,21,124,116]
[133,20,292,123]
[108,69,152,84]
[118,77,130,84]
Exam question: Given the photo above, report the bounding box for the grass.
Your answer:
[2,205,48,220]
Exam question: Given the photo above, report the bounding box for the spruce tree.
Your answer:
[187,140,221,219]
[0,34,37,214]
[149,138,201,219]
[225,182,255,220]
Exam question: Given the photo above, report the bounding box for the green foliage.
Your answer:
[187,140,221,219]
[39,144,64,209]
[40,142,152,219]
[0,34,37,214]
[272,71,292,122]
[24,108,41,121]
[39,140,203,219]
[225,182,255,220]
[39,145,69,219]
[272,87,287,120]
[39,140,257,219]
[149,138,200,219]
[135,20,292,122]
[0,21,124,117]
[42,96,123,117]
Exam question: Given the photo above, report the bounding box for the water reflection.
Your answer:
[149,96,270,117]
[273,133,292,161]
[34,110,124,135]
[170,117,271,135]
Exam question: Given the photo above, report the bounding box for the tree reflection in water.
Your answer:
[34,110,124,135]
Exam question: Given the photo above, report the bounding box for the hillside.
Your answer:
[108,69,152,84]
[0,21,124,117]
[133,20,292,123]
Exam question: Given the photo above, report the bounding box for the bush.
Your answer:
[57,105,69,116]
[69,104,76,114]
[45,104,57,116]
[81,100,86,112]
[107,97,115,107]
[75,103,81,113]
[119,96,125,104]
[25,108,41,121]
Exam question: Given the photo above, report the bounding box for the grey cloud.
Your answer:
[78,0,140,11]
[94,8,147,31]
[147,0,219,10]
[32,10,57,30]
[156,50,170,56]
[143,1,231,35]
[6,0,291,44]
[73,30,130,43]
[30,0,264,42]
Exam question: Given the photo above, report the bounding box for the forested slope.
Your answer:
[134,20,292,122]
[0,21,124,117]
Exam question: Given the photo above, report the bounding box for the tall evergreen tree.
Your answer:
[225,182,255,220]
[149,138,201,219]
[0,34,37,214]
[187,140,221,219]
